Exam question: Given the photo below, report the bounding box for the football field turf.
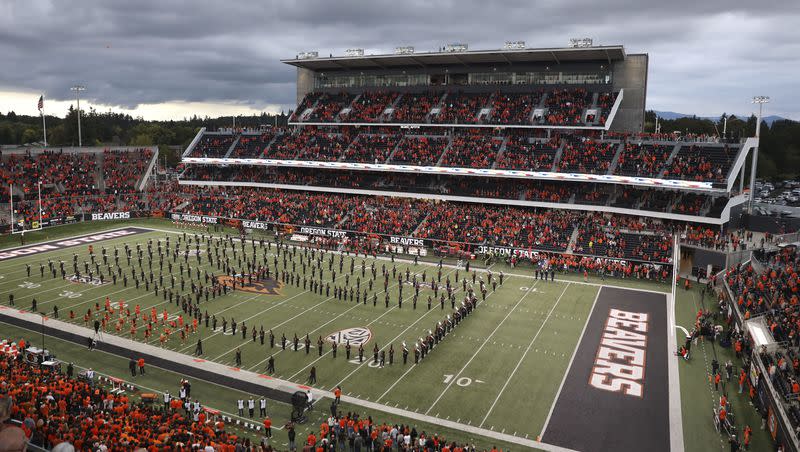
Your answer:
[0,221,677,450]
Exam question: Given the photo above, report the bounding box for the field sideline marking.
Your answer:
[667,233,685,452]
[424,279,540,415]
[539,285,601,438]
[479,282,571,427]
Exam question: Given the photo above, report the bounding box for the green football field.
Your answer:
[1,219,772,451]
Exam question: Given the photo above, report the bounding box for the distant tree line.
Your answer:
[0,107,290,166]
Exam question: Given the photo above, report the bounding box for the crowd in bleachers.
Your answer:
[340,91,399,123]
[557,137,616,174]
[0,347,258,450]
[431,92,491,124]
[189,134,236,158]
[725,246,800,418]
[667,144,736,182]
[293,87,619,127]
[230,132,277,159]
[439,134,499,168]
[343,133,401,163]
[102,148,153,192]
[495,136,558,171]
[614,142,670,177]
[391,136,449,166]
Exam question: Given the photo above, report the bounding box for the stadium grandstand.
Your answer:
[1,41,796,452]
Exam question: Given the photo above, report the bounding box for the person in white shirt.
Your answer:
[86,368,95,387]
[306,390,314,410]
[164,391,171,410]
[248,398,255,418]
[237,399,244,416]
[259,398,267,417]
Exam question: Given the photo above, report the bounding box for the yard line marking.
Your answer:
[374,282,505,403]
[283,271,456,380]
[248,268,415,373]
[539,286,601,438]
[479,282,571,427]
[328,266,464,390]
[424,280,538,415]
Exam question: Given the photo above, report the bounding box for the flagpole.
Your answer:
[41,97,47,147]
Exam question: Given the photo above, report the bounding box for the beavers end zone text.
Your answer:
[543,286,670,452]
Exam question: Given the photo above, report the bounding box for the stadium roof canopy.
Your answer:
[282,45,626,71]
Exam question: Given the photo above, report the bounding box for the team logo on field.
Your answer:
[326,327,372,346]
[217,275,282,295]
[67,274,110,287]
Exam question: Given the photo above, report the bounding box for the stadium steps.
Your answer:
[258,133,281,159]
[93,152,105,192]
[222,135,241,159]
[659,143,683,178]
[426,92,448,124]
[490,135,511,169]
[337,93,362,122]
[385,136,405,163]
[606,142,625,175]
[551,140,566,172]
[383,93,405,122]
[434,136,455,167]
[172,200,190,212]
[565,227,580,254]
[411,212,431,237]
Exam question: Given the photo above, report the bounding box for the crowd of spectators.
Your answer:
[667,144,736,182]
[431,92,491,124]
[293,87,619,127]
[390,136,449,166]
[495,136,558,171]
[391,92,442,123]
[102,148,153,193]
[542,88,590,126]
[0,348,257,450]
[439,134,500,168]
[343,133,401,163]
[725,247,800,413]
[189,134,236,158]
[340,91,399,123]
[557,137,616,174]
[487,92,542,125]
[230,132,277,159]
[614,143,670,177]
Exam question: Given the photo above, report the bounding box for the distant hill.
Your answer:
[653,111,789,125]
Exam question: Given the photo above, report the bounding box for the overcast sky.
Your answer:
[1,0,797,121]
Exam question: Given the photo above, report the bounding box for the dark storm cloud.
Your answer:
[0,0,798,118]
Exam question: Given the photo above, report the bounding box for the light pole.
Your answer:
[749,96,770,213]
[71,85,86,146]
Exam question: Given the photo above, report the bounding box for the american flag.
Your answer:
[37,95,43,111]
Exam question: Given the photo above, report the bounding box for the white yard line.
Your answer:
[375,281,505,403]
[479,282,571,427]
[331,267,467,390]
[424,279,539,415]
[539,286,601,437]
[286,266,461,380]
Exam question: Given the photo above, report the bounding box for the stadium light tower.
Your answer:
[71,85,86,146]
[748,96,770,213]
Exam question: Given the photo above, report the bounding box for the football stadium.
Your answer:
[1,9,799,452]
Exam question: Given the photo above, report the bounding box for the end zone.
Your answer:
[542,286,671,451]
[0,227,151,261]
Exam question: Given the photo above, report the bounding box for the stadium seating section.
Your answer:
[291,87,618,127]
